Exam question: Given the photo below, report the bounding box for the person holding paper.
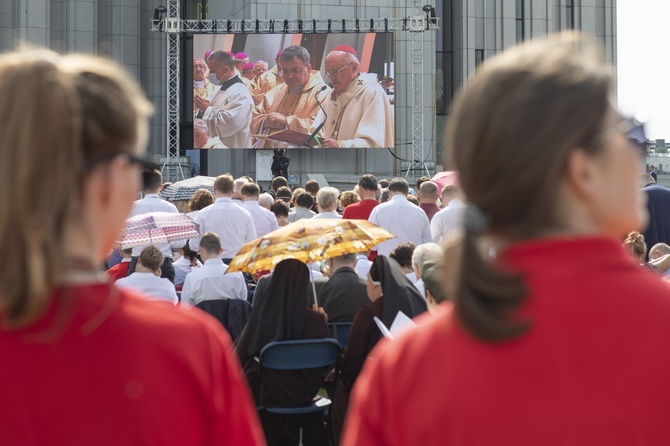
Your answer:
[330,255,426,445]
[250,45,329,149]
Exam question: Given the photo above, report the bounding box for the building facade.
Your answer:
[0,0,616,187]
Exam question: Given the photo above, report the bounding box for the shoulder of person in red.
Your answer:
[105,261,130,283]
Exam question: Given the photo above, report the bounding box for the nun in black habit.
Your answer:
[234,258,330,445]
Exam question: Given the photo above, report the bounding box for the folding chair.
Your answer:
[256,339,341,445]
[327,322,353,349]
[256,339,341,415]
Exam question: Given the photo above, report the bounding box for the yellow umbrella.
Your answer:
[227,218,396,275]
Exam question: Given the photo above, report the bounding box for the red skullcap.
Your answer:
[204,51,212,59]
[242,62,254,71]
[235,52,248,59]
[332,45,357,57]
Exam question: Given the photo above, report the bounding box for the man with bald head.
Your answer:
[418,181,440,221]
[193,119,226,149]
[310,45,394,148]
[193,57,217,115]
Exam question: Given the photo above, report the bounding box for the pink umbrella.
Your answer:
[430,171,459,194]
[116,212,199,249]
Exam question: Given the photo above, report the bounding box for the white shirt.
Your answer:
[312,211,342,220]
[202,79,253,148]
[287,207,315,223]
[189,197,257,259]
[173,256,203,287]
[430,198,466,244]
[181,258,248,307]
[130,194,181,257]
[243,200,279,237]
[368,194,432,257]
[115,272,178,305]
[355,254,372,279]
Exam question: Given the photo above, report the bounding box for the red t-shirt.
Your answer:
[342,199,380,220]
[105,260,130,283]
[344,237,670,446]
[0,282,264,446]
[419,202,440,222]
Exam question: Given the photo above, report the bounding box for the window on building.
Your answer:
[516,0,525,42]
[475,49,484,68]
[566,0,574,29]
[436,0,453,115]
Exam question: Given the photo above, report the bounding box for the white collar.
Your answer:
[204,258,225,267]
[130,272,159,279]
[390,194,407,202]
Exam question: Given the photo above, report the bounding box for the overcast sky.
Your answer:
[617,0,669,140]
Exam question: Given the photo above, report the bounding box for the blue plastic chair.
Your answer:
[327,322,353,349]
[256,338,341,415]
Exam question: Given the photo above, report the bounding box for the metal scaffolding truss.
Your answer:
[151,17,432,34]
[407,0,430,178]
[162,0,185,181]
[151,11,437,180]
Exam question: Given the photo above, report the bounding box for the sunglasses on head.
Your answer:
[591,114,648,155]
[621,117,647,154]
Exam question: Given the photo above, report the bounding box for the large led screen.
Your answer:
[192,33,395,149]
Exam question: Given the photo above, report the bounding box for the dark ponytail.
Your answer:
[444,206,528,341]
[443,33,611,342]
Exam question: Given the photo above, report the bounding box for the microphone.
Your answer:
[302,85,329,148]
[314,85,328,120]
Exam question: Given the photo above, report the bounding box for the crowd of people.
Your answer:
[6,30,670,446]
[95,164,460,444]
[193,44,394,149]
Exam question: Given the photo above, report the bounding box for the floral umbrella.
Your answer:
[116,212,199,249]
[227,218,396,275]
